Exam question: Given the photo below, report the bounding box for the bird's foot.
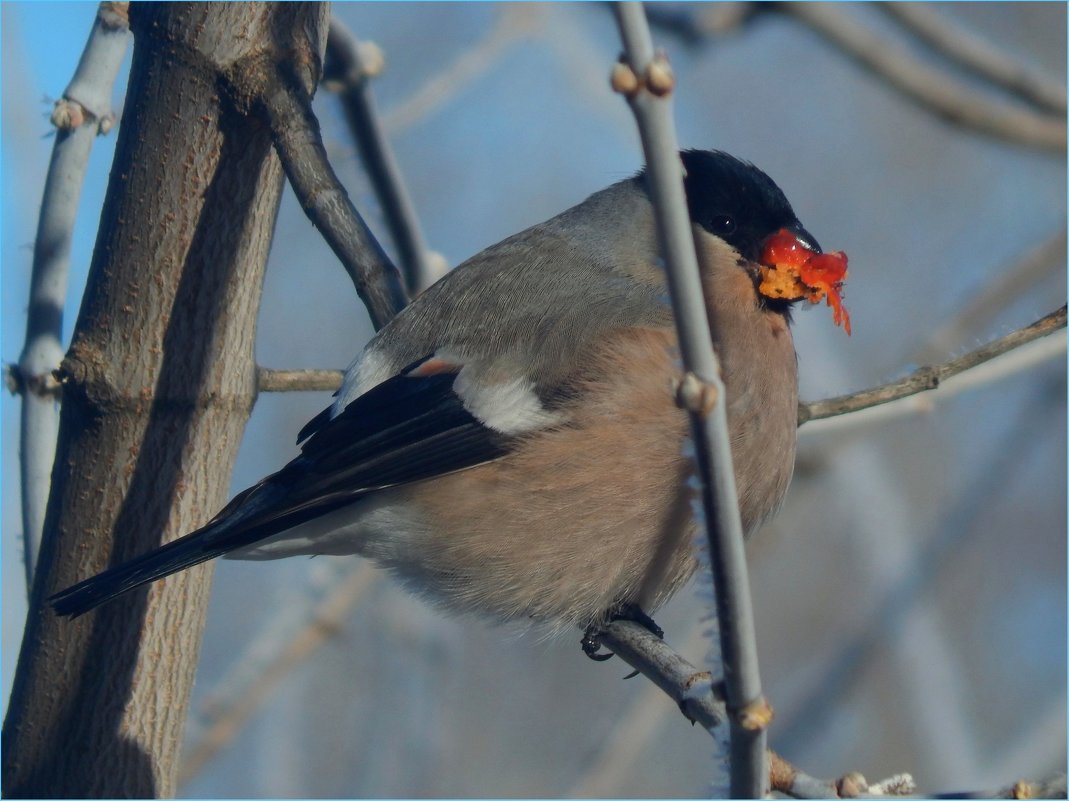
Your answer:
[580,602,665,664]
[581,630,616,661]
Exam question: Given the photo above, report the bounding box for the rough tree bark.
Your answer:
[2,4,329,797]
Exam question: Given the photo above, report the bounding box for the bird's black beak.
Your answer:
[785,223,822,255]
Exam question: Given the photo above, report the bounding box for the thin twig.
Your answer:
[568,621,720,798]
[324,19,443,294]
[598,620,725,733]
[784,3,1066,153]
[250,297,1069,424]
[257,367,343,393]
[255,303,1066,417]
[178,564,380,786]
[934,775,1068,800]
[612,4,767,796]
[801,332,1065,437]
[772,751,921,798]
[879,4,1067,115]
[258,66,408,331]
[798,306,1066,425]
[772,751,1067,800]
[17,1,130,597]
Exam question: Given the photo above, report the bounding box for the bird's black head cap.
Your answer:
[663,149,815,262]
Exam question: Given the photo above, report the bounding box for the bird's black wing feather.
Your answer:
[50,359,517,617]
[264,365,515,519]
[295,404,333,444]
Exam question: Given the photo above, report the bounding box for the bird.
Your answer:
[50,149,849,645]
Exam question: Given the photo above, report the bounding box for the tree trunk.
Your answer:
[2,4,328,797]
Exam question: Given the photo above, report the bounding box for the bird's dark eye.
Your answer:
[708,215,736,236]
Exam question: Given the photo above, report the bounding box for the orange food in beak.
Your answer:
[757,228,851,334]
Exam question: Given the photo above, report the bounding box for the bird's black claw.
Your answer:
[581,628,616,661]
[580,603,665,663]
[581,630,615,661]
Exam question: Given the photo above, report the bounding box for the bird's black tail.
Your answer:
[49,480,281,618]
[48,523,233,618]
[50,449,372,618]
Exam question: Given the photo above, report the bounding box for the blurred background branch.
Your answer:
[644,1,1067,152]
[180,563,380,785]
[379,5,538,135]
[783,2,1065,152]
[877,3,1067,115]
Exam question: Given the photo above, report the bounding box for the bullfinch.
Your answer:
[50,149,849,641]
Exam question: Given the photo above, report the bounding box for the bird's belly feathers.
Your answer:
[231,323,797,630]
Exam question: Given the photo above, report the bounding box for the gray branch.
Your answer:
[253,303,1066,424]
[798,306,1066,425]
[801,332,1065,437]
[598,620,725,732]
[257,367,343,393]
[16,1,130,598]
[324,18,443,294]
[611,3,767,795]
[257,65,408,331]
